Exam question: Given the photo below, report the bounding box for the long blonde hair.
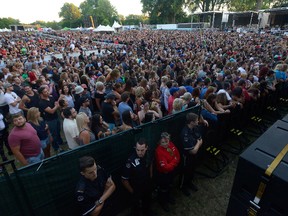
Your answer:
[76,112,88,132]
[27,107,42,125]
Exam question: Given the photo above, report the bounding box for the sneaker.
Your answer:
[181,187,191,197]
[189,183,199,192]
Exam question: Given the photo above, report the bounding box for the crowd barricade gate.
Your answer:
[0,106,200,216]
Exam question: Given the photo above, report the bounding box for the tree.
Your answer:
[141,0,187,24]
[228,0,271,11]
[272,0,288,7]
[59,3,82,28]
[123,14,148,25]
[79,0,118,27]
[0,17,20,29]
[185,0,228,12]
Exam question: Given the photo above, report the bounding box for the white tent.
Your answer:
[0,28,11,32]
[93,25,115,32]
[112,21,122,29]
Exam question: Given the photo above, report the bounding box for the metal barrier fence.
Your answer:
[0,106,200,216]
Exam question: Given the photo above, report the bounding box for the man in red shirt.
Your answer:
[8,113,43,166]
[155,132,180,212]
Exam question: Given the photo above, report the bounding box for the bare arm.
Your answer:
[10,146,28,166]
[44,102,59,114]
[189,138,203,155]
[19,95,29,111]
[79,131,90,145]
[121,179,134,194]
[100,177,116,202]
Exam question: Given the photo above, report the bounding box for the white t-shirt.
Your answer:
[4,92,21,114]
[0,90,7,106]
[237,67,247,75]
[0,113,5,130]
[63,118,79,149]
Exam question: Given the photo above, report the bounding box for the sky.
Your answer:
[0,0,143,24]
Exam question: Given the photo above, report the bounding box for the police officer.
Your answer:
[180,113,203,197]
[121,138,154,216]
[75,156,116,216]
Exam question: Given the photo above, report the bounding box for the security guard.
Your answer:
[180,112,203,196]
[76,156,116,216]
[121,138,154,216]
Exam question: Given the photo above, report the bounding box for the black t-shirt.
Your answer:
[94,92,106,112]
[101,101,115,124]
[121,152,150,190]
[39,97,58,121]
[76,166,109,216]
[25,92,40,109]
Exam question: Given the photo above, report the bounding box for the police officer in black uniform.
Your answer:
[180,113,203,196]
[75,156,116,216]
[121,138,154,216]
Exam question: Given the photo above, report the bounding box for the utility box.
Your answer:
[226,120,288,216]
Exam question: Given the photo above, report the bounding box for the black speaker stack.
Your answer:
[226,117,288,216]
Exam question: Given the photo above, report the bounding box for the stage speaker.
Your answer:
[226,120,288,216]
[282,114,288,123]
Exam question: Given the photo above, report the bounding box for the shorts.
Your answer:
[40,137,49,149]
[26,150,44,164]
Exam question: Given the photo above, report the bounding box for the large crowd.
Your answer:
[0,29,288,215]
[0,29,287,160]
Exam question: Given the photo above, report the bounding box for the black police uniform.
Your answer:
[180,125,201,188]
[76,165,108,216]
[122,152,152,215]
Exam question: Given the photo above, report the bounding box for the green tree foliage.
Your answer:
[123,14,149,25]
[79,0,118,26]
[228,0,271,11]
[141,0,188,24]
[0,17,20,29]
[272,0,288,7]
[186,0,228,12]
[59,3,82,28]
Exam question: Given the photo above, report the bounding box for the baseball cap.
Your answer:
[169,87,179,95]
[3,83,12,89]
[75,86,84,94]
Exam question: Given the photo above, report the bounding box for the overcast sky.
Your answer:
[0,0,143,24]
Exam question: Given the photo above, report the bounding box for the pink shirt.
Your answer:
[8,123,41,158]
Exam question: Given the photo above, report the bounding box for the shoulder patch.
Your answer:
[77,195,84,202]
[126,162,131,168]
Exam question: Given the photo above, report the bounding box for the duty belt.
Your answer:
[248,144,288,216]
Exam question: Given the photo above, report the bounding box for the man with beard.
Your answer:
[8,113,43,166]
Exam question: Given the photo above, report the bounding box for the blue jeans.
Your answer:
[46,119,63,151]
[40,137,49,149]
[108,123,115,131]
[26,150,44,164]
[201,109,218,123]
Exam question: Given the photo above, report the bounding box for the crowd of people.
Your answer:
[0,29,288,215]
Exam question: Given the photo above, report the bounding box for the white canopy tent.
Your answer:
[93,25,115,32]
[0,28,11,32]
[112,21,122,29]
